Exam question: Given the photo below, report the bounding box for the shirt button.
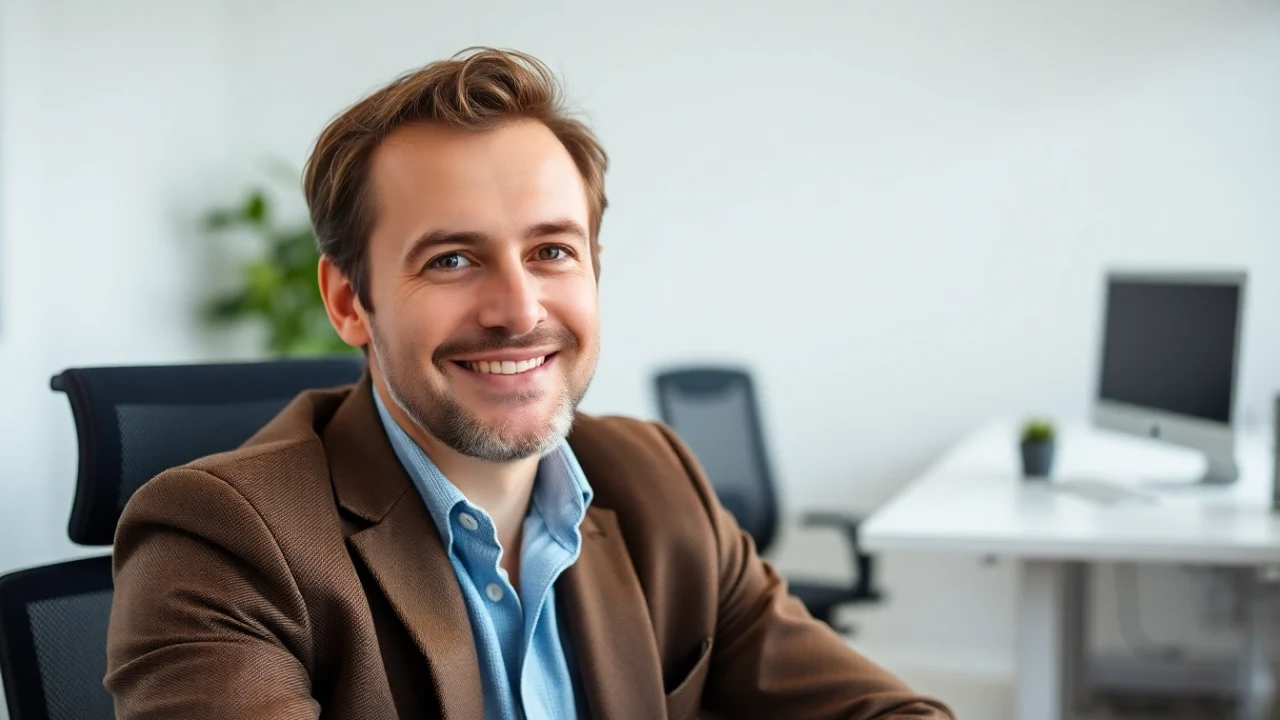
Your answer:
[485,583,504,603]
[457,512,479,532]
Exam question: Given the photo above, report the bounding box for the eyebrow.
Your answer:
[402,218,589,270]
[402,230,485,271]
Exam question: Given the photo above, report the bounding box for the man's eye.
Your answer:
[536,246,569,261]
[428,253,471,271]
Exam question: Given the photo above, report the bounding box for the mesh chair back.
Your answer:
[0,556,114,720]
[654,368,779,554]
[53,356,365,546]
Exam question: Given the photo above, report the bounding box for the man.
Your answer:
[106,48,953,719]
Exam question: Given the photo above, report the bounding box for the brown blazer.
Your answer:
[106,376,953,719]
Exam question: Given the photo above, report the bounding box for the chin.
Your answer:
[476,403,564,436]
[460,407,573,462]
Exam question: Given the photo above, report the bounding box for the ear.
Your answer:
[318,255,372,349]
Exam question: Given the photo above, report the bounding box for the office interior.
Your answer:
[0,1,1278,718]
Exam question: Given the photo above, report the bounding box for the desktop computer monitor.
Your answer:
[1092,271,1246,484]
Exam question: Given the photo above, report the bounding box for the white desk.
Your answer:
[861,420,1279,720]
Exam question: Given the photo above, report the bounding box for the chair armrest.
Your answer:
[801,511,863,539]
[800,511,882,601]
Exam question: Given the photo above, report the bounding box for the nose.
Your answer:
[477,259,545,335]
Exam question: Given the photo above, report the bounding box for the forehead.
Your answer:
[368,120,589,243]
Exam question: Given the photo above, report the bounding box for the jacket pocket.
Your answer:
[664,637,713,720]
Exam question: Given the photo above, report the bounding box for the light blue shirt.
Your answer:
[373,389,591,720]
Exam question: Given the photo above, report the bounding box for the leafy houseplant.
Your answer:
[1020,419,1056,479]
[203,185,352,357]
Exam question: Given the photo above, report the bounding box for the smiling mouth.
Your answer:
[454,353,554,375]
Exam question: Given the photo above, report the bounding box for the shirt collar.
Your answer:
[371,384,592,550]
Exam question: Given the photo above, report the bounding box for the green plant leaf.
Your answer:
[1021,419,1055,443]
[207,291,251,321]
[203,209,241,231]
[244,190,269,223]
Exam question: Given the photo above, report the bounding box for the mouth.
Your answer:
[452,352,557,376]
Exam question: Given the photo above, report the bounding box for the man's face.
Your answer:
[357,120,599,462]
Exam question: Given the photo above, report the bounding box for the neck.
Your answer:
[373,375,538,585]
[429,447,540,530]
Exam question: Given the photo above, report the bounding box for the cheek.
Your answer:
[555,282,600,340]
[385,295,459,363]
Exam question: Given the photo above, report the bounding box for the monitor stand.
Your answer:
[1200,456,1241,485]
[1140,456,1239,490]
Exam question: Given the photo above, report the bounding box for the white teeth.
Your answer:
[464,356,547,375]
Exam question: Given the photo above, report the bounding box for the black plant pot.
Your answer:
[1021,440,1055,479]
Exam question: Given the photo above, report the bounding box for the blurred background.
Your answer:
[1,1,1278,717]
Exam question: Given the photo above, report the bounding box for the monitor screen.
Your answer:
[1098,276,1241,424]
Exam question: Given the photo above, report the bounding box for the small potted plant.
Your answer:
[1020,419,1056,479]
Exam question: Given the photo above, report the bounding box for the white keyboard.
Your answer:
[1051,478,1158,506]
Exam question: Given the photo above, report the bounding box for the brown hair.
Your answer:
[303,47,608,310]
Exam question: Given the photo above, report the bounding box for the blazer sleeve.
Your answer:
[106,466,320,719]
[653,424,955,720]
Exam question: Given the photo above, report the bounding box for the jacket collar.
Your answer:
[557,506,667,720]
[324,373,484,720]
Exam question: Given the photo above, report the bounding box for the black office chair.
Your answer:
[0,356,364,720]
[654,367,882,632]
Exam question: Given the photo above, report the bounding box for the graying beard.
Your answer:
[435,397,574,462]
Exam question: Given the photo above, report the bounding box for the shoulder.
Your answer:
[568,412,672,452]
[567,413,686,475]
[118,387,347,541]
[567,412,719,521]
[194,389,339,500]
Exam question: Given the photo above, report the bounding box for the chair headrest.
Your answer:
[651,366,779,553]
[51,356,365,546]
[654,367,753,397]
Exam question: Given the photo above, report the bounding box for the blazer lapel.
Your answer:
[559,506,667,720]
[325,375,484,720]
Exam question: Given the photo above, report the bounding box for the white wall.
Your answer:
[2,0,1279,702]
[0,0,237,573]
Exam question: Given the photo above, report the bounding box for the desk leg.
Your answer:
[1018,560,1089,720]
[1235,567,1276,720]
[1062,562,1091,712]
